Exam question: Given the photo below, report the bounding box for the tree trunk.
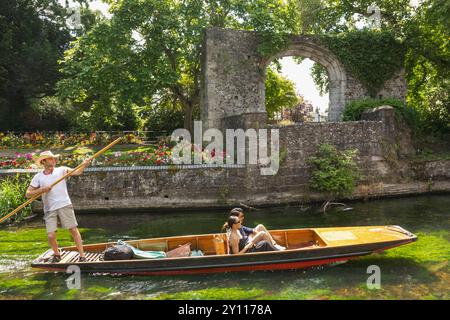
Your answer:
[183,103,194,134]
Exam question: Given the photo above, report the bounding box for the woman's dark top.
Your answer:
[238,232,251,251]
[228,231,251,253]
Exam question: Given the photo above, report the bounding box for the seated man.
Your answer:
[229,208,286,250]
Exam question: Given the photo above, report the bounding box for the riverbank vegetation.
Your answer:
[308,144,359,212]
[308,0,449,138]
[342,98,410,122]
[0,174,32,223]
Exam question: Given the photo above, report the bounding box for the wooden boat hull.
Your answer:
[31,225,417,275]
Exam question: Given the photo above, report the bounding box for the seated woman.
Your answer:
[224,216,282,254]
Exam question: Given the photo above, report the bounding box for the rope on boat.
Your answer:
[386,226,414,237]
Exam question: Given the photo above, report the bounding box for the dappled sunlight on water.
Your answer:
[0,194,449,299]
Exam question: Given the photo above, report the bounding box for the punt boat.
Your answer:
[31,225,417,275]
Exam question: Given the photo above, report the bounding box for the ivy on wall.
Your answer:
[259,29,406,97]
[318,30,407,97]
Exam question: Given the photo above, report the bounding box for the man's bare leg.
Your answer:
[254,224,277,245]
[251,231,276,245]
[47,232,59,255]
[70,227,85,257]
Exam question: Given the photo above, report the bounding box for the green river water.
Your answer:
[0,194,449,300]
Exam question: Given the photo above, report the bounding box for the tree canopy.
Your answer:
[1,0,448,135]
[0,0,104,130]
[265,66,300,119]
[57,0,303,131]
[302,0,449,134]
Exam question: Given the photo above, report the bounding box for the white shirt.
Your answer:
[30,167,72,213]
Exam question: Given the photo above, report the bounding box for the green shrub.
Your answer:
[308,144,359,199]
[30,96,77,131]
[71,100,144,131]
[142,104,185,132]
[342,98,408,121]
[0,174,33,224]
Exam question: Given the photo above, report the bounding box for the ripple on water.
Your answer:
[0,255,34,273]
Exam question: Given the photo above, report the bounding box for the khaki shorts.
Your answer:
[44,205,78,233]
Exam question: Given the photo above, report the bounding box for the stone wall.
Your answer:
[0,166,248,213]
[2,107,449,212]
[242,107,415,205]
[344,69,407,102]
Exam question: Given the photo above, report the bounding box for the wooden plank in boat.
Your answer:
[60,251,78,264]
[39,250,54,262]
[84,252,94,262]
[90,252,99,261]
[68,252,81,263]
[87,252,100,262]
[137,241,168,252]
[320,231,357,242]
[91,253,102,262]
[89,253,97,262]
[198,237,215,254]
[95,253,104,261]
[284,232,289,249]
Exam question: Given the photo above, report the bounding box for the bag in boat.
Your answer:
[166,243,191,258]
[103,244,134,261]
[117,240,166,259]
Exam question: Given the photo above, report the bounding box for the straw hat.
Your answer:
[35,151,60,166]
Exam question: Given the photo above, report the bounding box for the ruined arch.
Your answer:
[200,27,406,130]
[263,37,346,123]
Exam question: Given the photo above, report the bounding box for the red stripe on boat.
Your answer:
[121,255,359,275]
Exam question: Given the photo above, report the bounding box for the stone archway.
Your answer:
[200,27,406,130]
[263,36,347,123]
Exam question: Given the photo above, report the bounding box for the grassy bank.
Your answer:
[0,174,33,224]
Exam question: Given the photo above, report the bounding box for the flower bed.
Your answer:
[0,132,143,149]
[0,131,232,169]
[0,144,232,170]
[0,145,173,169]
